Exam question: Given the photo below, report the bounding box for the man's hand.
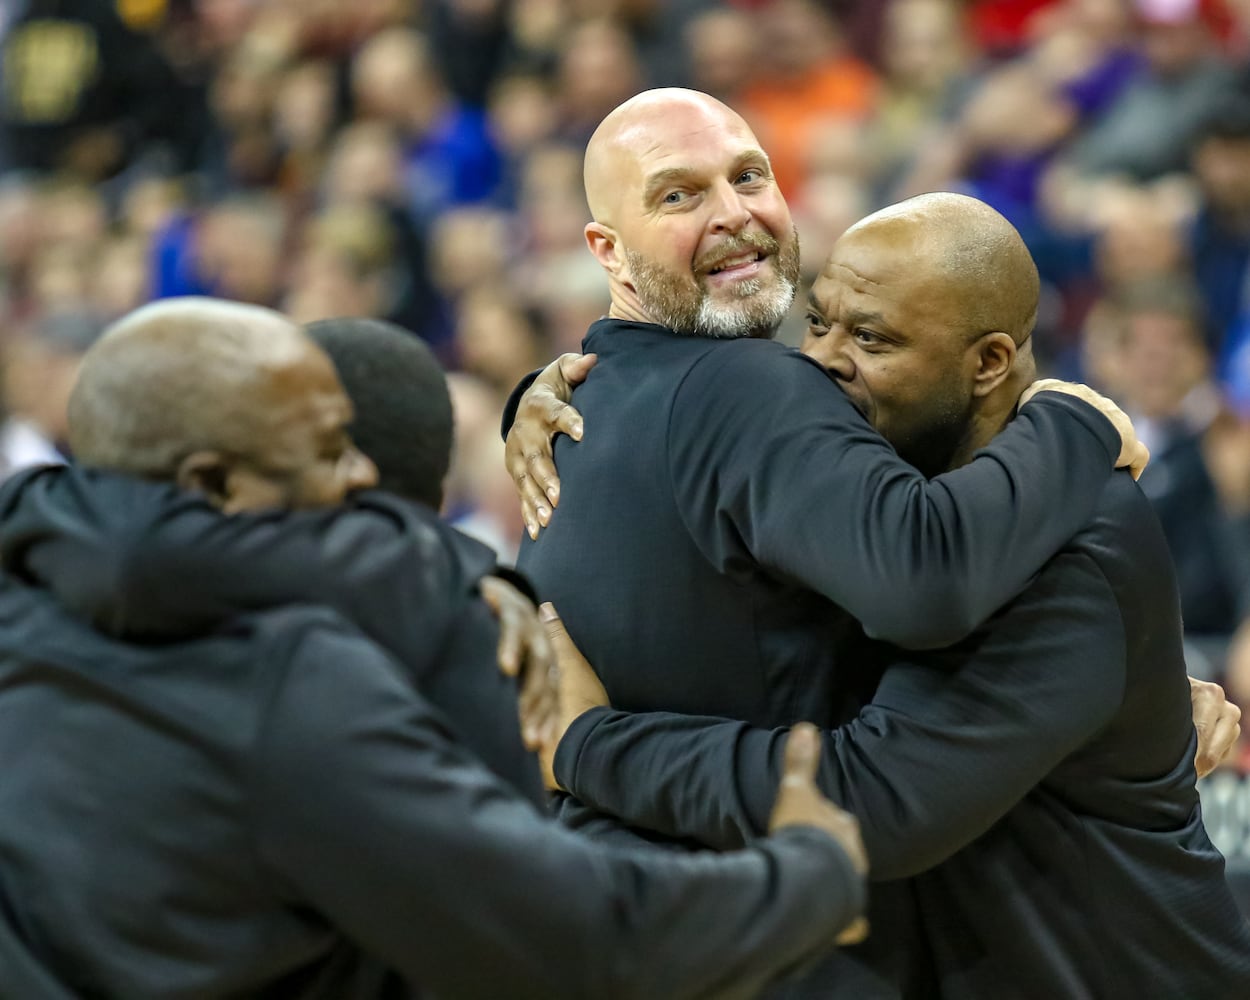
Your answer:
[479,577,559,751]
[536,602,609,790]
[505,353,597,539]
[1019,379,1150,479]
[769,724,869,945]
[1190,676,1242,777]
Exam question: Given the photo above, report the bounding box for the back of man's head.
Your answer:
[305,317,453,510]
[68,298,312,478]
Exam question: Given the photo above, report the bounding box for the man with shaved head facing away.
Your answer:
[513,192,1250,997]
[0,298,874,999]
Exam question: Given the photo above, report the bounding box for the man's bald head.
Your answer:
[581,88,798,339]
[69,298,328,477]
[583,88,760,225]
[804,193,1042,475]
[844,192,1040,346]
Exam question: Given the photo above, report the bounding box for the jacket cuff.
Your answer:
[553,705,615,795]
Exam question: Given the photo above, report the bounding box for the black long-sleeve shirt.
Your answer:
[0,577,864,999]
[552,473,1250,997]
[509,321,1118,824]
[0,465,545,806]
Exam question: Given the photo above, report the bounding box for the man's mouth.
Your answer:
[708,251,764,275]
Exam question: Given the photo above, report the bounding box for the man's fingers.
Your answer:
[1197,702,1242,777]
[781,722,821,788]
[835,917,870,946]
[496,605,522,676]
[479,578,522,676]
[516,472,550,539]
[558,351,598,387]
[554,402,585,445]
[539,601,572,649]
[526,449,562,518]
[1020,379,1149,479]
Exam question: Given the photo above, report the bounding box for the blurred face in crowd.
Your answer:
[1194,134,1250,218]
[1139,14,1210,77]
[1117,308,1208,419]
[882,0,964,93]
[685,8,758,101]
[584,90,800,339]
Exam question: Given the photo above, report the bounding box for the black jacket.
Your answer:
[508,320,1119,793]
[553,472,1250,998]
[0,466,545,806]
[0,576,864,999]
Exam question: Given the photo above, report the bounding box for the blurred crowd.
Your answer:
[5,0,1250,751]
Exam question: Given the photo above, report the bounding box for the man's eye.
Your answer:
[663,190,687,205]
[737,169,763,184]
[853,329,882,346]
[805,314,829,337]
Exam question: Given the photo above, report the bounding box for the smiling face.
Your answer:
[801,219,987,476]
[584,90,801,339]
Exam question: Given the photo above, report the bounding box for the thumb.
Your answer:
[539,602,571,649]
[781,722,820,788]
[562,352,598,385]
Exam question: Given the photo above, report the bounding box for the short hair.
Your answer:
[1111,276,1210,346]
[305,318,452,510]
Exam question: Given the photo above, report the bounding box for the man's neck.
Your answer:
[945,375,1029,472]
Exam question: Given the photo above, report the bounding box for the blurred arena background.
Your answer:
[2,0,1249,912]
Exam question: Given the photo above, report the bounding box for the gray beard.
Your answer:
[624,234,800,340]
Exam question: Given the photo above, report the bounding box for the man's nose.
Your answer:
[803,330,855,380]
[345,447,379,491]
[707,179,751,234]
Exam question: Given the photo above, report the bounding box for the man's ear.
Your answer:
[585,223,625,278]
[176,451,232,508]
[971,332,1017,397]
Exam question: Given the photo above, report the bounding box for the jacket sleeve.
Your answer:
[668,345,1120,648]
[252,621,865,1000]
[555,550,1126,878]
[0,466,542,802]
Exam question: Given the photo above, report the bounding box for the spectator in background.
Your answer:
[1190,95,1250,367]
[0,307,104,475]
[554,18,646,143]
[1059,0,1236,182]
[152,191,287,306]
[284,203,397,325]
[487,72,561,208]
[864,0,974,202]
[739,0,878,200]
[1108,278,1249,649]
[352,25,502,224]
[456,287,550,397]
[444,370,527,564]
[0,0,206,180]
[684,5,758,106]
